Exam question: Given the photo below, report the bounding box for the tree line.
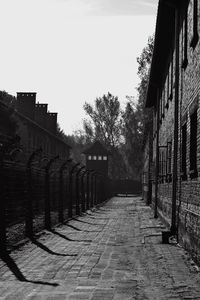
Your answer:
[63,36,154,180]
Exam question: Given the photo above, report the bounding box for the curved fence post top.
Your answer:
[59,158,73,173]
[45,155,59,172]
[76,166,86,176]
[69,162,81,174]
[27,147,43,169]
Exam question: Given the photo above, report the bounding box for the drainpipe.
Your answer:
[171,7,180,236]
[154,88,160,218]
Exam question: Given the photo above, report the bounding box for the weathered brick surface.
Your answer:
[1,196,200,299]
[145,0,200,265]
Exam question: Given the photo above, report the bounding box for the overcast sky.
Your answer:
[0,0,157,134]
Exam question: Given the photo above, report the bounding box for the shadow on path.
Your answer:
[0,251,58,286]
[64,224,82,231]
[30,238,70,257]
[50,230,92,243]
[72,218,101,226]
[49,230,74,242]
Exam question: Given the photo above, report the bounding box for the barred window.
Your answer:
[190,109,198,178]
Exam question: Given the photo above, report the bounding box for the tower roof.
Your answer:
[83,140,111,155]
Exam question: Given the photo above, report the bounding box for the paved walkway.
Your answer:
[1,196,200,299]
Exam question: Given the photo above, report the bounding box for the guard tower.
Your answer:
[83,140,110,177]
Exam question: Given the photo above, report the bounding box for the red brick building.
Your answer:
[143,0,200,263]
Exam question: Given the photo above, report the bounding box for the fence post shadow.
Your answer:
[0,250,58,286]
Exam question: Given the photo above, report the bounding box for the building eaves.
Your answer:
[146,0,176,108]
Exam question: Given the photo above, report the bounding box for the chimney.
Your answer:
[16,92,36,120]
[35,103,48,129]
[46,112,57,134]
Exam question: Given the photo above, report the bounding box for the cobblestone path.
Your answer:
[0,196,200,299]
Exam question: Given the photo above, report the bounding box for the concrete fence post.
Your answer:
[59,159,72,223]
[45,155,59,230]
[25,148,42,238]
[69,163,80,218]
[75,166,85,216]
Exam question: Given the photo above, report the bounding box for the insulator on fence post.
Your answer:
[25,147,42,239]
[45,155,59,230]
[69,163,80,219]
[59,159,72,223]
[75,166,85,216]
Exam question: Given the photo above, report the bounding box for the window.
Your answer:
[98,155,102,160]
[93,155,97,160]
[181,124,187,180]
[103,156,107,160]
[190,109,198,178]
[182,7,188,69]
[88,155,92,160]
[190,0,199,49]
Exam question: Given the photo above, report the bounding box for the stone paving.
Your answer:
[1,196,200,299]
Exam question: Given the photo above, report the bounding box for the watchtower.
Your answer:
[83,141,110,177]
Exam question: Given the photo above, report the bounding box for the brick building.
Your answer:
[143,0,200,263]
[0,92,71,160]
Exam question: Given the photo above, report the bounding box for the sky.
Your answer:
[0,0,157,134]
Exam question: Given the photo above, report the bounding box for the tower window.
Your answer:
[93,155,97,160]
[103,156,107,160]
[88,155,92,160]
[98,155,102,160]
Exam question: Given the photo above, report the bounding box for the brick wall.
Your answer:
[145,0,200,264]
